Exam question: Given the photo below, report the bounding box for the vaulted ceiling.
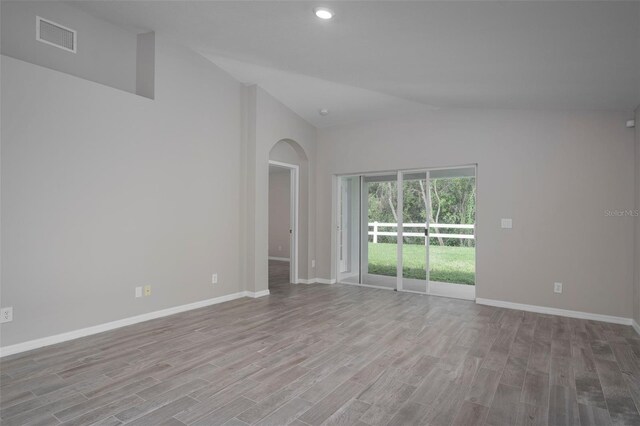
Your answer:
[72,1,640,127]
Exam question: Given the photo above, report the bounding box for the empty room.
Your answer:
[1,1,639,425]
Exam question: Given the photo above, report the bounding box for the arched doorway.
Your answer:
[268,139,308,288]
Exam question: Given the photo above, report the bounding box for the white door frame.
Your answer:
[337,178,350,273]
[396,170,403,292]
[336,175,363,285]
[269,160,299,284]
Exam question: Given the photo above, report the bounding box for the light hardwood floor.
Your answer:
[2,261,640,425]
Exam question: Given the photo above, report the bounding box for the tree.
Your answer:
[367,177,476,247]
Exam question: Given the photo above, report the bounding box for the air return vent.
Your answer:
[36,16,76,53]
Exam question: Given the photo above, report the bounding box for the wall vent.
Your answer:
[36,16,76,53]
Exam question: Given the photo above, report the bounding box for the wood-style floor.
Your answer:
[269,259,291,287]
[2,261,640,426]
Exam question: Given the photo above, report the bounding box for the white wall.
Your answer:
[316,108,636,319]
[1,1,138,94]
[269,168,290,259]
[1,37,243,346]
[243,86,317,292]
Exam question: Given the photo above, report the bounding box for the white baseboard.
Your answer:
[296,278,335,285]
[0,290,269,358]
[476,298,633,326]
[268,256,290,262]
[245,290,270,298]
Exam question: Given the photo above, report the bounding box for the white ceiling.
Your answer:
[71,1,640,128]
[202,54,439,128]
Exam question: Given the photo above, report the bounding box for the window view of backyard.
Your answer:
[367,175,476,285]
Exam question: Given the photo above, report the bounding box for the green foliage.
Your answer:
[367,177,476,247]
[429,177,476,247]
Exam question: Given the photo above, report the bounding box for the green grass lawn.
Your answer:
[367,242,475,285]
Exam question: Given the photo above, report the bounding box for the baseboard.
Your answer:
[633,320,640,336]
[0,290,270,358]
[296,278,335,285]
[268,256,290,262]
[245,290,270,298]
[475,298,633,326]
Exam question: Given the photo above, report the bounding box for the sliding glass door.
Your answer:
[427,168,476,299]
[361,174,398,290]
[399,171,428,294]
[336,166,476,301]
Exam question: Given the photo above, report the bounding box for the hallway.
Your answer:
[269,259,291,287]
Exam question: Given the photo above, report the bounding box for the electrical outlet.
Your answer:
[501,218,513,229]
[554,282,563,294]
[311,260,316,268]
[212,274,218,284]
[1,307,13,323]
[135,287,142,298]
[144,285,151,296]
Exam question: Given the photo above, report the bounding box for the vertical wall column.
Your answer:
[241,85,317,293]
[242,85,259,294]
[136,32,155,99]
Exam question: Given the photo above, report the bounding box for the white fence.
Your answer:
[369,222,474,243]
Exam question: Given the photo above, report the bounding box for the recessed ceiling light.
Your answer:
[314,7,334,20]
[319,108,330,116]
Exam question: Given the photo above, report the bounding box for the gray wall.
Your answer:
[1,37,243,346]
[316,109,636,318]
[243,86,317,293]
[1,1,137,94]
[269,168,290,259]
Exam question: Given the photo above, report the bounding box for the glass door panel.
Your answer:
[361,174,398,289]
[427,167,476,299]
[400,172,428,293]
[337,176,360,284]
